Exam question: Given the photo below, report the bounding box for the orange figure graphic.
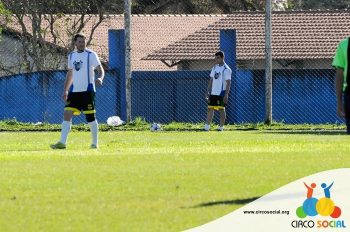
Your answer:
[304,182,316,198]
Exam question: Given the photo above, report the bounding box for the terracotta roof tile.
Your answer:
[144,10,350,61]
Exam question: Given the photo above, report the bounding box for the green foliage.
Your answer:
[0,119,346,132]
[0,1,10,14]
[0,1,11,37]
[299,0,350,10]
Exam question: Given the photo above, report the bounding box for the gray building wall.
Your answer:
[0,34,66,76]
[0,34,25,75]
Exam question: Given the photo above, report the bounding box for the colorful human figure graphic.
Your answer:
[304,182,316,198]
[296,182,341,219]
[321,182,334,198]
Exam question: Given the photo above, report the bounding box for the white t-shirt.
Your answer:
[68,49,101,92]
[209,63,232,96]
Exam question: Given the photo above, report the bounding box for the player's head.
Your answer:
[74,33,86,52]
[311,183,316,188]
[214,51,224,64]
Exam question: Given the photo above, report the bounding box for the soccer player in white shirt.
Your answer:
[204,51,232,131]
[51,33,105,149]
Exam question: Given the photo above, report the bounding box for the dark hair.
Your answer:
[74,33,86,42]
[215,51,224,58]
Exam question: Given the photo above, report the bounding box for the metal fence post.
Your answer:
[124,0,132,122]
[265,0,273,124]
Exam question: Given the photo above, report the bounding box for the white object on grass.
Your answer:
[107,116,124,126]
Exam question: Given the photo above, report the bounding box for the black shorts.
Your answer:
[208,95,225,110]
[65,91,95,115]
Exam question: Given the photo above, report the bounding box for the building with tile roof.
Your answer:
[143,10,350,70]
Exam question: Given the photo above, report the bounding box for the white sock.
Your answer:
[60,121,71,144]
[89,120,98,146]
[204,124,210,130]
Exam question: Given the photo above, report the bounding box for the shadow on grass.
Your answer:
[263,130,348,136]
[186,196,260,208]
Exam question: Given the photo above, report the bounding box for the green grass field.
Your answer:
[1,130,350,231]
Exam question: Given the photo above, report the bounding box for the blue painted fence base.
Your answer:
[0,69,342,124]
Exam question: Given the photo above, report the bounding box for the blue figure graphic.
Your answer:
[321,182,334,198]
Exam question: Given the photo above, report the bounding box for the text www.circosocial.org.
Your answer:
[243,210,290,215]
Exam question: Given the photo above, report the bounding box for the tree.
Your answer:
[0,0,113,74]
[299,0,350,10]
[285,0,350,10]
[132,0,266,14]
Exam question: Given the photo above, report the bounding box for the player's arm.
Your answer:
[335,68,345,118]
[63,69,73,101]
[206,66,215,99]
[223,79,231,104]
[223,69,232,103]
[95,65,105,86]
[206,77,213,99]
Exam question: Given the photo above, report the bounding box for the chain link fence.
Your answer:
[0,11,345,125]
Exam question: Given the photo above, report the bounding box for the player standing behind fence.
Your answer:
[51,33,105,149]
[204,51,232,131]
[333,37,350,134]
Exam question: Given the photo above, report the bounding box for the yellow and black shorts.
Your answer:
[208,95,225,110]
[64,91,95,115]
